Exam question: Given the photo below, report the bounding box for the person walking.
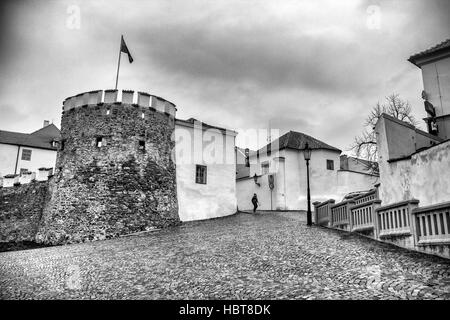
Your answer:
[251,193,259,213]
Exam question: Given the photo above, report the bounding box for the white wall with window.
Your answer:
[0,143,57,178]
[15,146,57,176]
[174,119,237,222]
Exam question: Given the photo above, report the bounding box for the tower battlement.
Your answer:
[62,89,177,117]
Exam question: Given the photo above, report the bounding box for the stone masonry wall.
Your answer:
[0,181,50,242]
[35,102,180,245]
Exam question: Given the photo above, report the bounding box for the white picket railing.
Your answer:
[331,200,355,230]
[350,200,381,235]
[376,199,419,238]
[413,202,450,245]
[313,199,335,227]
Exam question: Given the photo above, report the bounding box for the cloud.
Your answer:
[0,0,448,152]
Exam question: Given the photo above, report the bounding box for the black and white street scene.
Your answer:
[0,0,449,302]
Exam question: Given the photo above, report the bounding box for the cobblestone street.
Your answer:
[1,211,449,300]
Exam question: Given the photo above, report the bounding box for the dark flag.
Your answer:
[120,35,134,63]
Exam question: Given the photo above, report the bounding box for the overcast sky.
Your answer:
[0,0,449,152]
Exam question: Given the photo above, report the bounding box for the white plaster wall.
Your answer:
[422,57,450,139]
[15,146,57,174]
[175,124,237,221]
[0,143,19,177]
[336,170,379,202]
[421,57,450,118]
[0,144,56,177]
[282,149,341,210]
[295,149,341,209]
[377,115,450,206]
[378,140,450,206]
[236,176,273,211]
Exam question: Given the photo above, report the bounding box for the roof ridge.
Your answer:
[408,39,450,66]
[30,123,59,136]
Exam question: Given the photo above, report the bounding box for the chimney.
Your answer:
[43,120,50,127]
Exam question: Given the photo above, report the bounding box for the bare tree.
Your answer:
[351,94,419,174]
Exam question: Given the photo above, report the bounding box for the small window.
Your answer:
[21,149,32,161]
[60,140,65,151]
[141,112,145,119]
[195,165,207,184]
[96,137,103,147]
[20,168,28,175]
[138,140,145,151]
[261,162,269,174]
[106,108,111,115]
[326,159,334,170]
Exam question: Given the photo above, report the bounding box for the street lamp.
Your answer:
[303,142,312,226]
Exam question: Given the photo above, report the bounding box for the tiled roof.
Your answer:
[252,130,341,156]
[0,124,61,150]
[408,39,450,66]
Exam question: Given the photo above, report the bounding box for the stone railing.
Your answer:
[353,189,377,205]
[313,187,450,258]
[376,199,419,239]
[313,199,335,227]
[331,200,355,230]
[413,202,450,246]
[350,200,381,236]
[62,89,177,117]
[2,168,53,188]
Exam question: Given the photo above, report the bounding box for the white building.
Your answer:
[236,131,379,211]
[0,122,60,179]
[408,38,450,140]
[174,118,237,222]
[375,39,450,207]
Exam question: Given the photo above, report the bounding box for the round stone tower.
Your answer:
[36,89,180,244]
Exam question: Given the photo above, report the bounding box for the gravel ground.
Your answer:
[1,211,449,300]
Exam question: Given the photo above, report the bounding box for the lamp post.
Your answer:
[303,142,312,226]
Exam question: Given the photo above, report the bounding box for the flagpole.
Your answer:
[115,35,122,90]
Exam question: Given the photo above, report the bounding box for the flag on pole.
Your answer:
[120,35,134,63]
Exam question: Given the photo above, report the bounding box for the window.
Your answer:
[60,140,65,151]
[195,165,207,184]
[326,159,334,170]
[138,140,145,151]
[96,137,103,147]
[261,162,269,174]
[106,108,111,115]
[21,149,32,161]
[20,168,28,175]
[141,112,145,119]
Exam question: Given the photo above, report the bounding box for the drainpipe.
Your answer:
[14,145,21,175]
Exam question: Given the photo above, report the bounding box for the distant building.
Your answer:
[340,154,378,174]
[236,130,378,211]
[235,147,251,179]
[408,39,450,140]
[0,121,60,178]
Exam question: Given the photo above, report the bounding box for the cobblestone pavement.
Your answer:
[1,211,449,300]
